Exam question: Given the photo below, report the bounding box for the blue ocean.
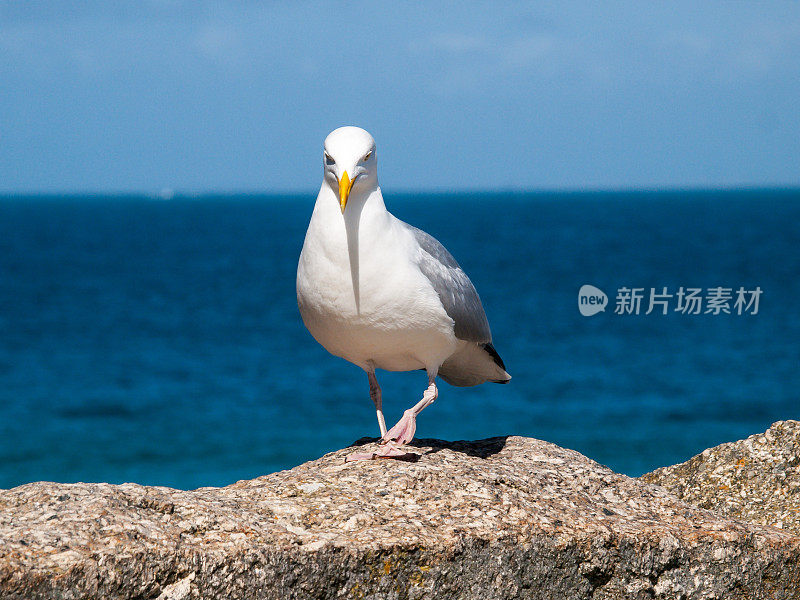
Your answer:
[1,190,798,490]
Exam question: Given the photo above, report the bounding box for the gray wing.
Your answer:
[407,224,492,343]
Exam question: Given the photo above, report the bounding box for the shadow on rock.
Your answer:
[349,436,509,459]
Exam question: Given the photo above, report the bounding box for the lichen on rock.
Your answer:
[642,419,800,535]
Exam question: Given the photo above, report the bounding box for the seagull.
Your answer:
[297,126,510,461]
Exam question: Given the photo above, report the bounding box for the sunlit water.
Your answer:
[1,190,798,489]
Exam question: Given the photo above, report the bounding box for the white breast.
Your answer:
[297,186,458,372]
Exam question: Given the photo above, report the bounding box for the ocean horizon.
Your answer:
[1,188,798,490]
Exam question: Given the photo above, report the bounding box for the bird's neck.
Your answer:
[313,182,391,313]
[343,184,387,231]
[314,182,389,230]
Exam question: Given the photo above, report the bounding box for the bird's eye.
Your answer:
[362,150,372,162]
[324,152,334,166]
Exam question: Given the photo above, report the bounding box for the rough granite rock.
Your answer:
[2,435,800,600]
[642,420,800,535]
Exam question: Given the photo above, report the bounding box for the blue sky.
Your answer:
[2,2,799,193]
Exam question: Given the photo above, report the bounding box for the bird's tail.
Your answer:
[438,342,511,386]
[482,342,511,384]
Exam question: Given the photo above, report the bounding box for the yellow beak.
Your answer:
[338,171,353,214]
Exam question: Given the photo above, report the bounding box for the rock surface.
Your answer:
[642,420,800,535]
[2,435,800,599]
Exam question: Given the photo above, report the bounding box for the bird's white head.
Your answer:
[323,126,377,214]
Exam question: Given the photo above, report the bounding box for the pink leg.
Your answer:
[381,378,438,446]
[346,370,391,462]
[368,371,387,438]
[346,374,438,462]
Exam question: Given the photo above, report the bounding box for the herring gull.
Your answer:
[297,126,510,460]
